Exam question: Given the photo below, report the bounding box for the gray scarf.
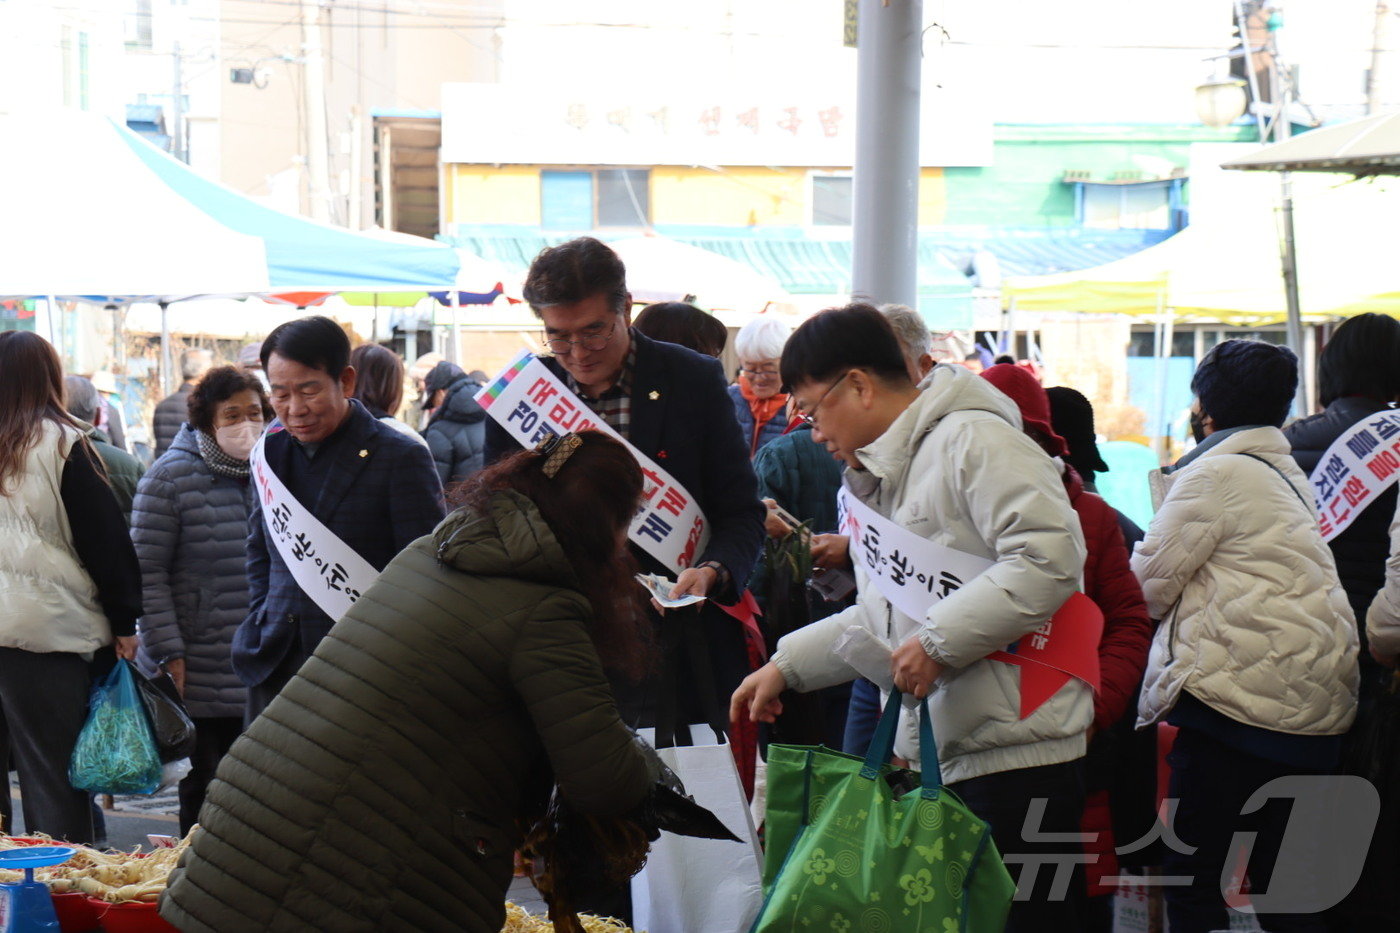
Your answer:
[196,430,251,479]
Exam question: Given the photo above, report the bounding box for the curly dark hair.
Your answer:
[187,366,273,434]
[455,431,654,681]
[522,237,629,318]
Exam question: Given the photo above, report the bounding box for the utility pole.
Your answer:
[1369,0,1391,115]
[349,107,363,230]
[300,0,332,222]
[851,0,922,310]
[170,40,186,162]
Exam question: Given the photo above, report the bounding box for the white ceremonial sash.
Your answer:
[837,487,994,621]
[475,350,710,576]
[837,487,1102,718]
[250,430,380,621]
[1308,408,1400,541]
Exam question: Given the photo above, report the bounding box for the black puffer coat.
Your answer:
[1286,397,1396,697]
[153,384,193,458]
[131,424,252,718]
[160,491,650,932]
[425,376,486,487]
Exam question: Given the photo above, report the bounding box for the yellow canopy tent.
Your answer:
[1003,172,1400,322]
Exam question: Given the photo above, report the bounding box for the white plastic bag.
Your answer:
[631,726,763,933]
[156,757,191,792]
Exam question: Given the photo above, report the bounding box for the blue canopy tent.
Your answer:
[0,109,466,389]
[112,121,460,294]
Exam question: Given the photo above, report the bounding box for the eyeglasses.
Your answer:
[542,318,619,356]
[792,371,849,428]
[739,365,781,380]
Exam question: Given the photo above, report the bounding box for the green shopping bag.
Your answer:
[752,690,1015,932]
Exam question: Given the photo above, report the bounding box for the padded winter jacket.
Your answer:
[1286,398,1399,625]
[425,376,487,487]
[1366,499,1400,660]
[0,422,114,653]
[153,383,193,458]
[160,491,651,932]
[131,425,251,718]
[1134,426,1359,735]
[728,383,789,457]
[751,423,844,535]
[770,364,1090,782]
[1063,465,1153,733]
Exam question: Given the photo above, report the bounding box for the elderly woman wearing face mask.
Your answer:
[132,365,271,834]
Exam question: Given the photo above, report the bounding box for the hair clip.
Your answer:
[536,432,584,478]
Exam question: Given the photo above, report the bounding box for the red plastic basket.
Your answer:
[52,892,102,932]
[85,897,178,933]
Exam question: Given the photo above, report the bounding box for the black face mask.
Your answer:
[1189,410,1208,444]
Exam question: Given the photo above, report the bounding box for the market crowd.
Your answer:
[0,236,1397,932]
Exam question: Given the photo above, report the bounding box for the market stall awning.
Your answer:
[1220,112,1400,175]
[0,109,461,304]
[606,235,791,315]
[1002,171,1400,323]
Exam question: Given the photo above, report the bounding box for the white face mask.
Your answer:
[215,421,262,461]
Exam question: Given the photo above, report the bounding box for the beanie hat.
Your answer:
[981,363,1069,457]
[1191,339,1298,430]
[1046,386,1109,474]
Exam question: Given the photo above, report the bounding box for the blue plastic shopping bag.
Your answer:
[69,661,162,795]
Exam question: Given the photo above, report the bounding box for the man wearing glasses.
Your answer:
[485,236,765,725]
[731,303,1090,931]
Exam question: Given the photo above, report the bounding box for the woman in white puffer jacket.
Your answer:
[1134,339,1358,933]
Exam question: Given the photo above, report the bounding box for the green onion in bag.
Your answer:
[69,661,162,795]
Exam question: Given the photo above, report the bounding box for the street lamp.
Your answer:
[1195,78,1249,128]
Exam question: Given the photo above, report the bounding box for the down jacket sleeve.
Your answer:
[918,423,1085,668]
[508,593,650,817]
[1131,465,1224,619]
[1367,500,1400,660]
[426,429,454,488]
[130,466,185,663]
[1081,496,1153,732]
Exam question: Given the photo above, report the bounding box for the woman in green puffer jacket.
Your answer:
[161,431,654,933]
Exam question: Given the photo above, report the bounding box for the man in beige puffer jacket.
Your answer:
[1134,339,1358,933]
[731,304,1091,931]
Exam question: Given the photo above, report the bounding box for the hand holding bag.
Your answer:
[753,689,1016,933]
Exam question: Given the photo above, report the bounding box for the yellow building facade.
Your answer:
[444,163,950,230]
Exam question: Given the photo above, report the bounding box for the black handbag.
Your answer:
[126,661,197,762]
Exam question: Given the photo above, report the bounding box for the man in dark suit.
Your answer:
[485,237,766,731]
[233,317,444,719]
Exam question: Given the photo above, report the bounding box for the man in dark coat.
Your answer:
[485,237,765,733]
[154,349,213,457]
[233,316,444,719]
[421,360,487,487]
